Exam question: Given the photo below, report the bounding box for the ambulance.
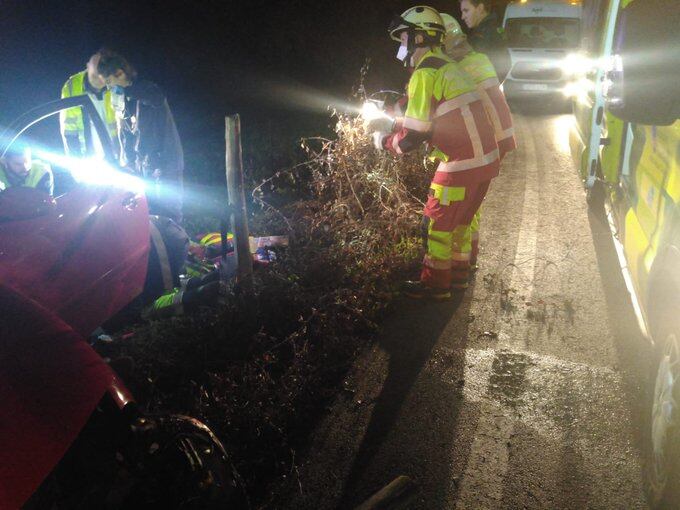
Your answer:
[569,0,680,506]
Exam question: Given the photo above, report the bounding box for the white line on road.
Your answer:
[455,118,540,509]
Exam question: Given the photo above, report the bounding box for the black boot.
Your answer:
[400,281,452,300]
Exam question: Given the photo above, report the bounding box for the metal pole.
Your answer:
[225,114,253,292]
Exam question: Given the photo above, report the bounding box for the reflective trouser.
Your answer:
[470,210,480,265]
[451,209,481,267]
[421,176,491,289]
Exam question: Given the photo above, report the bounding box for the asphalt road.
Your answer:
[285,110,653,509]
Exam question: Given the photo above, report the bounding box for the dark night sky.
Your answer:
[0,0,498,181]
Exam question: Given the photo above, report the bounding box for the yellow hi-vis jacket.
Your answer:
[457,51,516,160]
[385,48,500,182]
[0,160,53,195]
[59,71,117,155]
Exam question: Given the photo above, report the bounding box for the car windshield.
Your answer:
[505,17,580,49]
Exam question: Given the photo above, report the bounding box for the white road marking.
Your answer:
[455,118,540,509]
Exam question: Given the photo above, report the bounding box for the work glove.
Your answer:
[364,117,395,134]
[372,131,388,151]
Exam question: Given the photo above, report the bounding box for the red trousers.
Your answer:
[421,174,492,288]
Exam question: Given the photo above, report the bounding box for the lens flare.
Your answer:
[35,150,145,193]
[360,100,394,123]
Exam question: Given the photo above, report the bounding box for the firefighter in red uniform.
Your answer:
[371,6,500,299]
[442,13,516,267]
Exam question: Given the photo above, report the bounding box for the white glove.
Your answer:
[372,131,388,150]
[365,117,395,134]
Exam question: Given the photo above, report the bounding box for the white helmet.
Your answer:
[439,13,466,46]
[389,6,446,43]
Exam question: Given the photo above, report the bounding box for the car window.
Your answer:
[3,105,106,197]
[506,17,580,49]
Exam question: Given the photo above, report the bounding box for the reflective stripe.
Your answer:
[433,91,479,118]
[430,183,465,205]
[498,126,515,140]
[478,88,504,135]
[403,116,432,132]
[423,254,452,270]
[451,252,471,262]
[200,232,222,246]
[461,105,484,161]
[436,148,500,173]
[479,77,501,88]
[149,221,174,292]
[479,87,516,147]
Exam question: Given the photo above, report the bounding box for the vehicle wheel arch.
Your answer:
[642,244,680,508]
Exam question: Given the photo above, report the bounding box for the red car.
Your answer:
[0,97,237,509]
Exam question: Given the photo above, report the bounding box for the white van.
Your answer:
[502,0,582,100]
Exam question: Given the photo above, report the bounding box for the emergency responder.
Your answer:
[371,6,500,299]
[142,216,220,319]
[0,147,53,196]
[442,13,516,268]
[60,51,120,157]
[442,14,515,159]
[97,51,184,224]
[459,0,510,81]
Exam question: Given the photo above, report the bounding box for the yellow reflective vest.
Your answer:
[0,161,53,195]
[60,71,117,154]
[386,48,500,179]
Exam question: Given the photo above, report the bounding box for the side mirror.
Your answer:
[607,0,680,126]
[0,186,56,222]
[605,53,679,126]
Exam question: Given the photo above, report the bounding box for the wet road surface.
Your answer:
[286,111,652,509]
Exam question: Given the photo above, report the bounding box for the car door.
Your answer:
[0,96,150,336]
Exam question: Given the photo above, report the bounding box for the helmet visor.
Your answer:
[388,15,417,41]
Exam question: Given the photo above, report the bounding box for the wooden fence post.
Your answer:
[354,476,417,510]
[225,114,253,292]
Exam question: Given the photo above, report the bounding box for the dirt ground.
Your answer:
[281,110,652,509]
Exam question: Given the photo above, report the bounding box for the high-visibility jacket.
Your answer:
[60,71,118,154]
[0,161,53,195]
[458,51,516,160]
[385,48,500,183]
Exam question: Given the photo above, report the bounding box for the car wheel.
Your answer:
[645,324,680,508]
[124,414,247,509]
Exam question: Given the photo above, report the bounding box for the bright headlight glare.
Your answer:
[561,53,594,76]
[36,151,145,193]
[360,100,393,122]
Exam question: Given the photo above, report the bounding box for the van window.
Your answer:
[505,17,580,49]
